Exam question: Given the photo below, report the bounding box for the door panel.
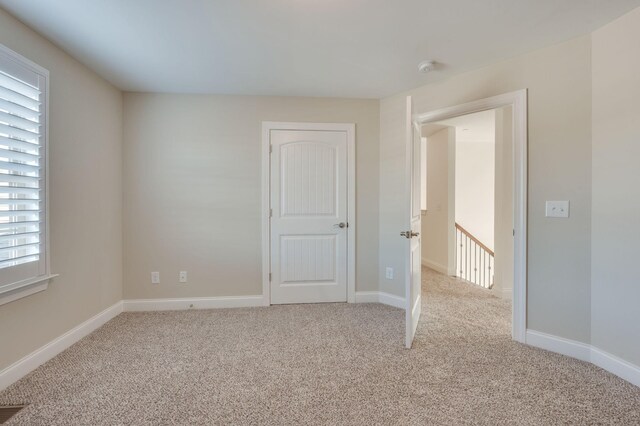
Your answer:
[405,96,423,348]
[270,129,348,304]
[280,235,336,283]
[280,142,337,217]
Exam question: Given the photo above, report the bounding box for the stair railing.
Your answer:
[455,222,494,289]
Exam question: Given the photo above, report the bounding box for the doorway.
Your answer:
[421,108,512,296]
[261,122,356,305]
[407,90,527,344]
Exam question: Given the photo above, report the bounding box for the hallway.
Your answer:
[417,267,510,346]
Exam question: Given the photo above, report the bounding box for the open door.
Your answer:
[403,96,422,348]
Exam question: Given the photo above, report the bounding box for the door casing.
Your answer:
[261,122,356,306]
[413,89,528,343]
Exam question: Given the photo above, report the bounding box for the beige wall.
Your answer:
[421,127,455,274]
[123,94,379,299]
[455,138,495,250]
[493,107,514,299]
[380,35,592,343]
[0,10,123,370]
[591,7,640,365]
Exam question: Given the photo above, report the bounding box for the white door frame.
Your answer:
[261,122,356,306]
[413,90,528,343]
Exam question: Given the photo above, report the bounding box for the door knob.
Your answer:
[335,222,347,229]
[400,231,420,239]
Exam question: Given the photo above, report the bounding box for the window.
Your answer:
[0,44,53,305]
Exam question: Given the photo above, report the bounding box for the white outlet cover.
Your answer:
[179,271,187,283]
[545,201,569,218]
[385,267,394,280]
[151,271,160,284]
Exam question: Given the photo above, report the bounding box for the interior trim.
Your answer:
[526,329,640,388]
[414,89,528,343]
[0,300,123,391]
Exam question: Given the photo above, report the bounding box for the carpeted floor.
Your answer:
[2,268,639,425]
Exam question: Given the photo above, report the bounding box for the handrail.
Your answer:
[455,222,494,256]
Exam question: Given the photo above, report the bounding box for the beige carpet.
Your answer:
[1,268,639,425]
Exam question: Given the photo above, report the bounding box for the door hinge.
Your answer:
[270,208,273,217]
[269,145,273,154]
[269,273,272,281]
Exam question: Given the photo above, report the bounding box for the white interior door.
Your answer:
[270,129,348,304]
[404,96,423,348]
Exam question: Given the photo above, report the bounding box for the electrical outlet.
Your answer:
[179,271,187,283]
[385,267,394,280]
[545,201,569,218]
[151,271,160,284]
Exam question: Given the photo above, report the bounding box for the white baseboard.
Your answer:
[525,330,591,362]
[526,330,640,388]
[122,295,265,312]
[492,286,512,300]
[354,291,379,304]
[379,292,405,309]
[355,291,405,309]
[501,288,512,300]
[0,301,123,391]
[591,347,640,388]
[421,258,448,275]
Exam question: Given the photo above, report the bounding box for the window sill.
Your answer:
[0,274,59,307]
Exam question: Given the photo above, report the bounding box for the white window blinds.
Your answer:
[0,44,49,295]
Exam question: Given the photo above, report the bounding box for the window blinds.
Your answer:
[0,66,43,270]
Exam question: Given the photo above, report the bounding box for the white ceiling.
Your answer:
[1,0,639,98]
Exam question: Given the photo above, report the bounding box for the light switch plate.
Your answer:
[545,201,569,218]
